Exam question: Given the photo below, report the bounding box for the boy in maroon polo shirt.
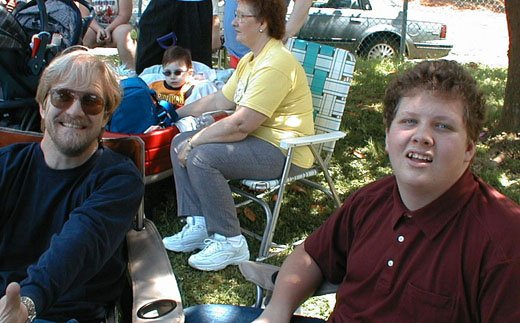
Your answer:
[256,60,520,322]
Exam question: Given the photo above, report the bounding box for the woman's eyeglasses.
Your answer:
[162,69,187,77]
[234,10,256,22]
[49,88,105,115]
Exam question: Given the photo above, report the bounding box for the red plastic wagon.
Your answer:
[104,126,180,184]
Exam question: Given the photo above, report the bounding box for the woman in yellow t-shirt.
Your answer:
[162,0,314,272]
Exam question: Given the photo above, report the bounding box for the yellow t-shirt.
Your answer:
[222,39,315,168]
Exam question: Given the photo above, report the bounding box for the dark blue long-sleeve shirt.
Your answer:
[0,142,144,322]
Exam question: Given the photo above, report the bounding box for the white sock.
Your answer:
[213,233,244,247]
[189,216,206,227]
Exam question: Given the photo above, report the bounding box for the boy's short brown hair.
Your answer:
[383,60,487,143]
[162,46,193,69]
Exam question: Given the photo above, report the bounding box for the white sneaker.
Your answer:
[188,235,250,271]
[162,217,208,252]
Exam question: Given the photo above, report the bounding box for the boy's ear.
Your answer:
[464,140,476,163]
[385,129,389,153]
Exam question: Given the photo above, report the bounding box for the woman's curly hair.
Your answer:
[240,0,286,40]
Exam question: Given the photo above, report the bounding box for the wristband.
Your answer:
[186,137,195,150]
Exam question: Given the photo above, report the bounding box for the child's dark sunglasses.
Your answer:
[162,69,187,77]
[49,88,105,115]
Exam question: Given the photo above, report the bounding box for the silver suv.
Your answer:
[296,0,453,59]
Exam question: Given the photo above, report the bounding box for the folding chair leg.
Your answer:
[298,178,335,201]
[309,146,342,208]
[231,148,295,260]
[231,185,273,259]
[258,148,295,259]
[254,285,264,308]
[231,185,288,260]
[319,168,342,209]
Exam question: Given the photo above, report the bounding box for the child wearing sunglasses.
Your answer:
[149,46,196,109]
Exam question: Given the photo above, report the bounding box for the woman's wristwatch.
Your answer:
[183,137,195,163]
[186,137,195,151]
[20,296,36,322]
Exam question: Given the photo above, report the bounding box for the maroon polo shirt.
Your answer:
[305,169,520,322]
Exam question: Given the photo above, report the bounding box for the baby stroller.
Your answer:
[0,0,94,131]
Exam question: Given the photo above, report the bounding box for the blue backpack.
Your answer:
[106,77,160,134]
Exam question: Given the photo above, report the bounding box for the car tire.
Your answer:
[361,36,400,59]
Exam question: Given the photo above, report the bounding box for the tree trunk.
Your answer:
[500,0,520,132]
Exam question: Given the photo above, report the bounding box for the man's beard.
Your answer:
[44,115,102,157]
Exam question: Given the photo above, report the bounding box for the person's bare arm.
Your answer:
[191,106,267,144]
[176,105,267,166]
[78,3,102,35]
[212,15,222,53]
[176,90,235,119]
[254,244,324,323]
[284,0,313,41]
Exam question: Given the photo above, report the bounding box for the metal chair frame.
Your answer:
[231,38,356,261]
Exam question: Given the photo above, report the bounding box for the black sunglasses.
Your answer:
[162,69,187,77]
[49,88,105,115]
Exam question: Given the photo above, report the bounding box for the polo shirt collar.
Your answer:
[391,168,478,239]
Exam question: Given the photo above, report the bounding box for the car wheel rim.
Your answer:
[367,43,396,59]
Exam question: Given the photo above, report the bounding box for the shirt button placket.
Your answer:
[377,232,407,293]
[387,235,405,267]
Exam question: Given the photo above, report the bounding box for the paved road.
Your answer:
[408,3,508,68]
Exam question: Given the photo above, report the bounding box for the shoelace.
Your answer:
[199,239,226,255]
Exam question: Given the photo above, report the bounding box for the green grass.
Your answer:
[143,58,519,317]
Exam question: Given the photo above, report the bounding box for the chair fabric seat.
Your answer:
[239,169,318,191]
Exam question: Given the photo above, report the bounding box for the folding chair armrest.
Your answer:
[239,261,278,292]
[127,219,184,322]
[239,261,339,297]
[202,109,234,117]
[280,131,346,149]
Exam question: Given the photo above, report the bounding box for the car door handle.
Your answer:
[350,18,362,24]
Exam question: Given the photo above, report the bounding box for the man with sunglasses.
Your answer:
[0,51,144,322]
